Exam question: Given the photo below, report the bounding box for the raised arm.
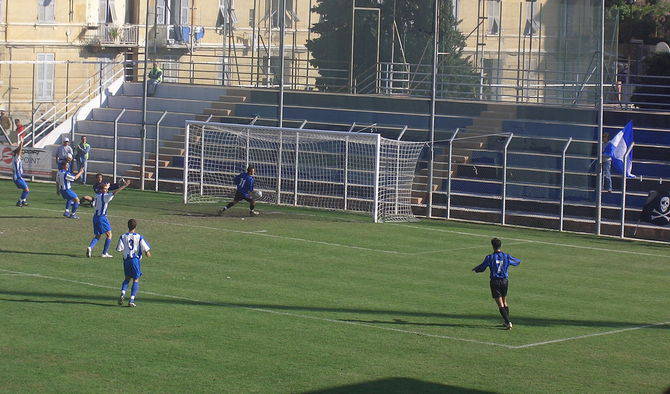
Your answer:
[111,179,132,194]
[72,167,85,180]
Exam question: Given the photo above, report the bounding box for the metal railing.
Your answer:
[85,24,140,47]
[22,61,130,147]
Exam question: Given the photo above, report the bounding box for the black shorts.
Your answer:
[233,191,254,204]
[489,278,509,298]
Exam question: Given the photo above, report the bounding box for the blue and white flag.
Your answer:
[604,121,635,178]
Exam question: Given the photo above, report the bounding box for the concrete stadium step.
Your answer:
[82,135,158,152]
[76,120,183,140]
[203,108,233,117]
[121,82,248,101]
[89,108,196,128]
[107,95,214,113]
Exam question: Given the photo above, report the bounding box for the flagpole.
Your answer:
[596,0,605,236]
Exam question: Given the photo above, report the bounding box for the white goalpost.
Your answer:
[183,121,425,222]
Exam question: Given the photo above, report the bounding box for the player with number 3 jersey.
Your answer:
[472,238,521,330]
[116,219,151,307]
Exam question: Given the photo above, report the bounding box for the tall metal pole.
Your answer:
[349,0,355,92]
[278,0,286,126]
[560,138,572,232]
[30,63,36,147]
[596,0,605,235]
[446,128,459,220]
[141,0,151,190]
[501,133,513,225]
[427,0,439,218]
[620,143,634,238]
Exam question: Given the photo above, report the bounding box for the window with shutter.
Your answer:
[524,0,540,36]
[36,53,55,102]
[156,0,166,24]
[38,0,56,23]
[269,0,294,28]
[180,0,189,25]
[486,0,500,35]
[217,0,238,29]
[108,0,117,23]
[99,0,107,23]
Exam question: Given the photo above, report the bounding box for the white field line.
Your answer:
[511,321,670,349]
[24,207,411,256]
[0,268,514,349]
[399,225,670,259]
[3,267,667,349]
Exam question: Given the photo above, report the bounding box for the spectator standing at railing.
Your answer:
[14,119,25,143]
[0,110,13,143]
[56,136,74,171]
[74,136,91,184]
[147,63,163,97]
[602,132,613,193]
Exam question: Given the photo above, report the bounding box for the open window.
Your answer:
[38,0,56,23]
[99,0,118,24]
[523,0,540,36]
[217,0,238,30]
[269,0,297,29]
[486,0,500,35]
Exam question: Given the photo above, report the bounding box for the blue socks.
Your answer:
[130,282,139,299]
[121,279,129,293]
[65,200,72,211]
[20,190,29,201]
[89,237,99,249]
[71,202,79,214]
[102,238,111,255]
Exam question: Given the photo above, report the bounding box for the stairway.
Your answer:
[410,103,517,205]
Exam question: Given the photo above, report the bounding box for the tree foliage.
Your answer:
[305,0,479,97]
[606,0,670,44]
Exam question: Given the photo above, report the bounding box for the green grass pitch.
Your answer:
[1,179,668,393]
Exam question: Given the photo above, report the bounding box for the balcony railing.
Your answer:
[85,24,140,47]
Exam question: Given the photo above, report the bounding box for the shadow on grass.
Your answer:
[304,377,492,393]
[0,297,116,308]
[0,249,82,258]
[0,290,667,331]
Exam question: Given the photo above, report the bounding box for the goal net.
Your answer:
[183,121,426,222]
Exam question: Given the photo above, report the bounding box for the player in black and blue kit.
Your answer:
[218,165,259,216]
[12,141,30,207]
[473,238,522,330]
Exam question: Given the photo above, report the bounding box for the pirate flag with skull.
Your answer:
[639,190,670,226]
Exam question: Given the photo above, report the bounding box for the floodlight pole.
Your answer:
[141,0,151,190]
[596,0,605,235]
[427,0,439,219]
[278,0,286,126]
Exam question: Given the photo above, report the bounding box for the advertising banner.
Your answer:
[0,144,53,178]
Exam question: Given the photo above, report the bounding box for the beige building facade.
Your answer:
[0,0,604,127]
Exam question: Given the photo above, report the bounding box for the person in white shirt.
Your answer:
[116,219,151,307]
[55,136,74,171]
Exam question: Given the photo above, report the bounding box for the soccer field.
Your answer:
[1,179,668,393]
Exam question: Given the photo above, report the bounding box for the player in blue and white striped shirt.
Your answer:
[86,178,131,258]
[56,158,84,219]
[12,141,30,207]
[116,219,151,307]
